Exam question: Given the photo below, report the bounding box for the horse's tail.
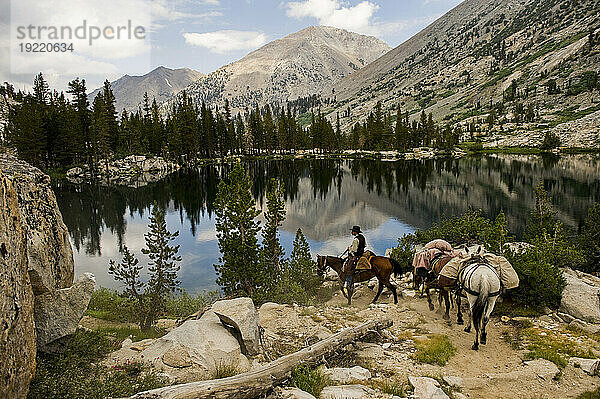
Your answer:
[389,258,404,277]
[472,273,490,331]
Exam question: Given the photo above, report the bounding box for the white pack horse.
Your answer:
[457,261,502,351]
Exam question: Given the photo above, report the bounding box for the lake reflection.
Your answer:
[52,154,600,293]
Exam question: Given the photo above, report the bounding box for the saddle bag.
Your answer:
[356,250,376,270]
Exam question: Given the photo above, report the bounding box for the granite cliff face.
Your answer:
[0,154,94,398]
[166,26,391,113]
[0,170,36,399]
[0,154,74,295]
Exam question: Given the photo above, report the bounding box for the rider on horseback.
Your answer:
[344,226,366,288]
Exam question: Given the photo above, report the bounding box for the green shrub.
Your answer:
[28,330,168,399]
[212,361,239,379]
[578,203,600,273]
[412,335,456,366]
[389,234,418,271]
[413,209,510,252]
[165,290,220,319]
[270,229,323,305]
[87,288,220,322]
[540,131,561,151]
[506,238,570,309]
[86,287,137,322]
[290,365,330,397]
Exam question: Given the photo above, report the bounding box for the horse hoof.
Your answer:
[443,314,450,320]
[464,327,471,333]
[481,337,487,345]
[429,304,435,311]
[472,344,479,351]
[457,319,464,325]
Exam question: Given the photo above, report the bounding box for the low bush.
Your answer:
[290,365,330,397]
[164,290,220,319]
[396,208,510,253]
[412,334,456,366]
[28,330,168,399]
[506,242,567,309]
[87,288,220,323]
[86,287,137,322]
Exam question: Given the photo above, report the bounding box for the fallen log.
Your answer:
[128,319,392,399]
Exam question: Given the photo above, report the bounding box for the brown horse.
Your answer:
[422,255,456,320]
[317,255,408,305]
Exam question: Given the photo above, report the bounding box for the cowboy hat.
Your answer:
[350,226,362,233]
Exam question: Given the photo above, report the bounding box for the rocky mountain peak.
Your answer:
[164,26,391,113]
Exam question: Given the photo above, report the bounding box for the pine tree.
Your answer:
[289,228,319,291]
[262,178,286,272]
[141,204,182,330]
[213,162,264,298]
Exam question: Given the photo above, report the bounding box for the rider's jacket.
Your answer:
[349,234,366,257]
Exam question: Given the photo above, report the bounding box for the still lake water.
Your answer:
[52,154,600,293]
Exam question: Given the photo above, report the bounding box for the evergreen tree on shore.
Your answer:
[213,162,264,298]
[262,178,286,272]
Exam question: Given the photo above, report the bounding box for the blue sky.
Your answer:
[1,0,463,92]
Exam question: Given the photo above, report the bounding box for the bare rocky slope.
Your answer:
[89,66,204,113]
[328,0,600,138]
[165,26,391,113]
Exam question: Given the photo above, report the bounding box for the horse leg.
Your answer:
[481,296,498,345]
[339,280,348,299]
[384,280,398,304]
[347,283,354,306]
[464,295,474,333]
[372,281,384,304]
[426,285,434,311]
[443,290,450,320]
[456,293,464,325]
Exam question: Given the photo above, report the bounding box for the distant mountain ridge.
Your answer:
[164,26,391,113]
[89,66,204,112]
[328,0,600,134]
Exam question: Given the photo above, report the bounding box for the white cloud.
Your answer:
[285,0,379,35]
[152,0,222,23]
[183,30,268,54]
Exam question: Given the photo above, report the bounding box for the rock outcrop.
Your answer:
[409,376,450,399]
[319,385,378,399]
[0,170,36,399]
[66,155,180,187]
[0,154,74,295]
[0,154,93,397]
[34,273,95,352]
[322,366,371,385]
[212,297,260,356]
[560,268,600,324]
[108,306,256,383]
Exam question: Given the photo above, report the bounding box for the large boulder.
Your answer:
[569,357,600,376]
[34,273,95,352]
[109,310,251,382]
[319,385,378,399]
[560,268,600,324]
[408,376,450,399]
[322,366,372,384]
[0,171,36,399]
[269,387,317,399]
[212,297,261,356]
[0,154,74,295]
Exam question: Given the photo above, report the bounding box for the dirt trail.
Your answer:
[261,281,600,399]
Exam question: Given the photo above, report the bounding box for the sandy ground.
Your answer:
[259,280,600,399]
